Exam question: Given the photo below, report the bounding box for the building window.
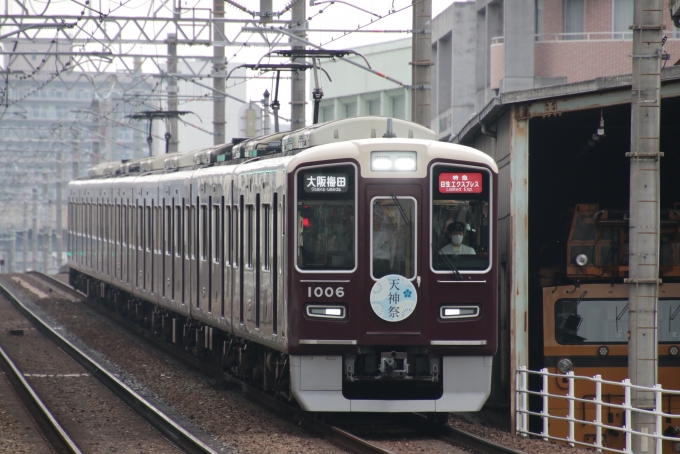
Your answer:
[612,0,633,39]
[564,0,585,39]
[321,105,334,122]
[368,99,381,116]
[391,95,405,119]
[344,102,357,119]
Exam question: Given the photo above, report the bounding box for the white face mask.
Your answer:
[451,234,463,246]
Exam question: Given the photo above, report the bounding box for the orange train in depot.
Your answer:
[542,204,680,451]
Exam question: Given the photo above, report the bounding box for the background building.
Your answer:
[316,38,413,122]
[432,0,680,140]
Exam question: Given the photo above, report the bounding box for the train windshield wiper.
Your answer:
[431,228,462,281]
[390,193,411,228]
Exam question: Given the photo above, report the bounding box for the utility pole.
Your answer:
[56,152,63,270]
[263,89,271,135]
[628,0,662,451]
[411,0,432,127]
[32,187,37,272]
[213,0,226,145]
[91,99,101,166]
[290,0,306,130]
[167,32,179,153]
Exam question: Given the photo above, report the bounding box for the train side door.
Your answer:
[182,181,192,307]
[362,185,424,339]
[209,180,224,320]
[197,178,212,315]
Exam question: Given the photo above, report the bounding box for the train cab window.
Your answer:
[296,164,356,271]
[659,300,680,342]
[555,298,629,344]
[431,165,491,272]
[371,198,416,279]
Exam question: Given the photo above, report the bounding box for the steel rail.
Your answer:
[27,272,393,454]
[402,413,525,454]
[0,278,218,454]
[0,343,82,453]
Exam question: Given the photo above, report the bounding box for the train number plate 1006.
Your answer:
[438,172,483,193]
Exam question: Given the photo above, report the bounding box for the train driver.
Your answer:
[439,221,476,255]
[372,209,396,278]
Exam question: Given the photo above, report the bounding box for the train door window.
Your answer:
[233,206,239,268]
[190,205,195,259]
[370,197,416,280]
[225,206,231,266]
[146,205,151,252]
[555,298,629,344]
[184,206,190,259]
[263,203,271,271]
[431,165,491,273]
[280,195,285,276]
[213,204,220,264]
[295,164,356,272]
[156,206,161,254]
[246,204,254,268]
[201,205,208,261]
[175,205,181,257]
[165,205,171,256]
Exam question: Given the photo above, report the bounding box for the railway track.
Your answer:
[27,271,525,454]
[0,277,218,454]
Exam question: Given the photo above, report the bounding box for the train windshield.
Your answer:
[296,164,356,271]
[371,197,416,279]
[431,165,491,272]
[555,299,680,344]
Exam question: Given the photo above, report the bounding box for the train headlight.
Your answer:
[306,304,346,320]
[439,305,480,319]
[598,346,609,357]
[557,358,573,374]
[670,345,679,357]
[575,254,588,267]
[370,151,417,172]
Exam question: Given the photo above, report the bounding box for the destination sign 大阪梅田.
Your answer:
[303,173,348,193]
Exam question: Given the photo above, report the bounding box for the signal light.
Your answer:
[302,218,310,228]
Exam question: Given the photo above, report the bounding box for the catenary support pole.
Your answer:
[213,0,226,145]
[43,178,50,273]
[628,1,662,452]
[167,32,179,153]
[290,0,306,130]
[23,208,28,272]
[411,0,431,126]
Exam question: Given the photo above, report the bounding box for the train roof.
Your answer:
[281,116,435,153]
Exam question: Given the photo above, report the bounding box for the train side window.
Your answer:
[263,203,271,271]
[213,204,220,264]
[246,204,254,268]
[295,164,356,272]
[431,165,492,273]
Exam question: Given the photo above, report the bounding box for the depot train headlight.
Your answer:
[557,358,574,374]
[370,151,417,172]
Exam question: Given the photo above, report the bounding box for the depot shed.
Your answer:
[451,65,680,428]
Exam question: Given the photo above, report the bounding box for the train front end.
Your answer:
[284,120,499,413]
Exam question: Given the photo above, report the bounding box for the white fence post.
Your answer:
[521,366,528,435]
[655,384,663,454]
[516,366,525,435]
[595,374,602,452]
[568,371,575,447]
[624,379,632,453]
[541,368,549,441]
